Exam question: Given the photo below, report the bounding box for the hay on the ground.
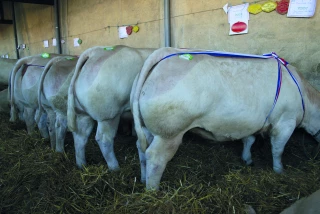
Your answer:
[0,113,319,214]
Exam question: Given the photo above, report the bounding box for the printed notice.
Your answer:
[228,3,250,35]
[118,26,128,39]
[287,0,317,17]
[52,38,57,46]
[228,3,250,23]
[43,40,49,48]
[73,38,80,47]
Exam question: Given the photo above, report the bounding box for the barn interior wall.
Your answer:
[0,0,319,88]
[61,0,163,55]
[170,0,320,88]
[0,2,15,58]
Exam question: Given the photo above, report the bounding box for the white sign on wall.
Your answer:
[118,26,128,39]
[73,38,80,47]
[287,0,317,17]
[52,38,57,46]
[227,3,250,35]
[43,40,49,48]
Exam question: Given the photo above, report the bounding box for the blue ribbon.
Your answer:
[26,64,45,68]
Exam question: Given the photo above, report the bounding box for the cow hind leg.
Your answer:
[95,116,121,171]
[270,120,296,174]
[242,135,256,165]
[23,107,36,134]
[36,109,49,139]
[18,109,24,121]
[72,114,94,168]
[146,134,183,190]
[137,127,154,183]
[55,113,67,153]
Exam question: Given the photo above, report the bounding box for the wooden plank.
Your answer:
[2,0,54,5]
[0,19,13,24]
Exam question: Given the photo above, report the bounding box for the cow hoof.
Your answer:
[273,167,284,174]
[246,161,254,166]
[55,146,65,153]
[109,166,120,171]
[242,159,253,166]
[77,163,86,169]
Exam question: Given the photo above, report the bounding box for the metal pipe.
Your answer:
[54,0,62,54]
[12,2,19,59]
[164,0,171,47]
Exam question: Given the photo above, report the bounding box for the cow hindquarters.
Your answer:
[72,114,95,168]
[95,116,121,171]
[146,134,183,190]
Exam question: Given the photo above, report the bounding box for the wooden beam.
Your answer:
[0,0,4,20]
[0,19,13,24]
[2,0,54,5]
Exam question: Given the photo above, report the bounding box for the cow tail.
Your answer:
[67,52,89,132]
[7,69,13,103]
[35,57,63,123]
[9,58,29,122]
[132,47,170,152]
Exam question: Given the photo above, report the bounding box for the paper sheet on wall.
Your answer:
[228,3,249,35]
[118,26,128,39]
[52,38,57,46]
[228,3,249,23]
[287,0,317,17]
[223,3,229,14]
[43,40,49,48]
[74,38,80,47]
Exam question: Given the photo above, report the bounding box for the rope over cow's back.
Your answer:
[161,51,305,126]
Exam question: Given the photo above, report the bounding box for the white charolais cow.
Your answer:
[0,58,18,88]
[132,47,320,190]
[280,189,320,214]
[67,45,155,170]
[0,89,9,113]
[36,56,78,151]
[9,54,62,138]
[0,58,18,113]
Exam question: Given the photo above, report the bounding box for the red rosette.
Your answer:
[231,21,247,33]
[126,26,133,35]
[276,0,289,15]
